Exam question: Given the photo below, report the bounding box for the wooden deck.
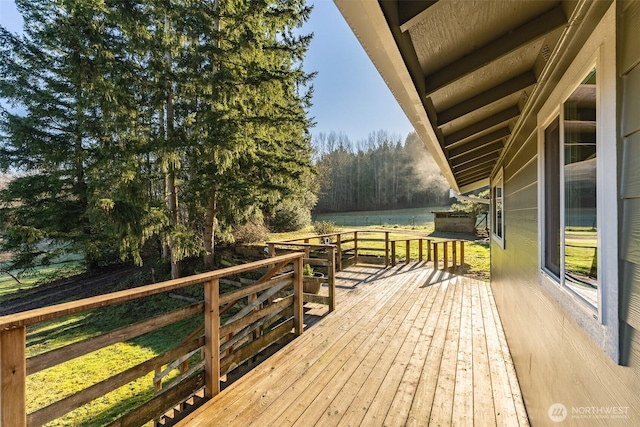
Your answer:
[178,262,529,427]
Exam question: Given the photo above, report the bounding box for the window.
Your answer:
[537,7,617,361]
[542,68,598,309]
[492,169,504,248]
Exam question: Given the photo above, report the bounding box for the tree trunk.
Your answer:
[203,192,216,269]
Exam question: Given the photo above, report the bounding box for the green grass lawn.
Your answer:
[312,206,451,228]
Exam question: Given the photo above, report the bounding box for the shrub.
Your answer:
[232,221,269,244]
[312,221,336,235]
[268,201,311,232]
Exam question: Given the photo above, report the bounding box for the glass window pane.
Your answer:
[544,117,561,278]
[563,68,598,307]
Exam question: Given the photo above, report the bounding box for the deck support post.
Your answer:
[391,241,396,266]
[293,256,304,334]
[328,247,336,312]
[385,232,390,267]
[406,240,411,264]
[354,232,359,265]
[204,279,220,399]
[433,242,438,270]
[1,326,26,427]
[452,241,457,270]
[443,242,449,270]
[336,234,342,272]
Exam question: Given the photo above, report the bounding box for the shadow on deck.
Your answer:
[177,262,529,426]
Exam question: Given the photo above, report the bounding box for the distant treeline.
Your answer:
[313,131,451,213]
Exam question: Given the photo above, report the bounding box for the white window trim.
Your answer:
[491,168,505,249]
[536,5,618,362]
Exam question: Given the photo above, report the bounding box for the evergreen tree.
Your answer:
[0,0,122,271]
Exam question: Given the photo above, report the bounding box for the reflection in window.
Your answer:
[543,68,598,309]
[492,174,503,243]
[564,68,597,306]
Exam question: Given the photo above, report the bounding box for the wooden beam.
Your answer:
[438,72,537,125]
[1,327,26,427]
[448,128,509,158]
[456,166,495,183]
[204,279,220,399]
[453,153,500,173]
[444,106,520,147]
[425,5,566,94]
[398,0,439,32]
[450,141,503,168]
[458,172,492,188]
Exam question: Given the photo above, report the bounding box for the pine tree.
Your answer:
[0,0,123,271]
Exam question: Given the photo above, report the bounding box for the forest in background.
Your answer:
[313,131,451,213]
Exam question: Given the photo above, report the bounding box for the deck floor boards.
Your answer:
[178,263,529,427]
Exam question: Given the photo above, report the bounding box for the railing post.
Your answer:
[336,234,342,272]
[443,241,449,270]
[385,232,390,267]
[204,278,220,399]
[268,243,275,257]
[1,327,27,427]
[452,241,457,270]
[293,256,304,334]
[433,242,438,270]
[354,231,359,265]
[406,240,411,264]
[327,246,336,312]
[460,241,465,267]
[391,241,396,267]
[303,239,310,259]
[419,239,423,262]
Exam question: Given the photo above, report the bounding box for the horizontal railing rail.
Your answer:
[0,252,305,427]
[269,230,466,272]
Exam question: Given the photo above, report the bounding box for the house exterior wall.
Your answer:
[491,1,640,425]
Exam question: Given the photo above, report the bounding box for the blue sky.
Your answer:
[0,0,414,144]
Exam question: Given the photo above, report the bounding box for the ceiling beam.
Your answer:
[450,141,504,167]
[458,172,492,188]
[444,106,519,147]
[397,0,439,32]
[448,127,509,158]
[452,151,501,171]
[438,72,537,125]
[424,5,566,95]
[456,163,495,184]
[455,162,496,180]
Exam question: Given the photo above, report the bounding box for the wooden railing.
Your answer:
[266,242,336,312]
[0,253,305,427]
[269,230,465,273]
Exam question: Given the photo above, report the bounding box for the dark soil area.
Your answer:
[0,264,150,316]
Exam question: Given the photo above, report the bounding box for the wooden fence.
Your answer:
[268,230,465,273]
[0,253,305,427]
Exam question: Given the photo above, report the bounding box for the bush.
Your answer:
[267,200,312,232]
[232,221,269,244]
[312,221,336,236]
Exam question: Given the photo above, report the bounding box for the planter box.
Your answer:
[303,273,325,294]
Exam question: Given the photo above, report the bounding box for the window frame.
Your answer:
[491,168,505,249]
[536,11,618,362]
